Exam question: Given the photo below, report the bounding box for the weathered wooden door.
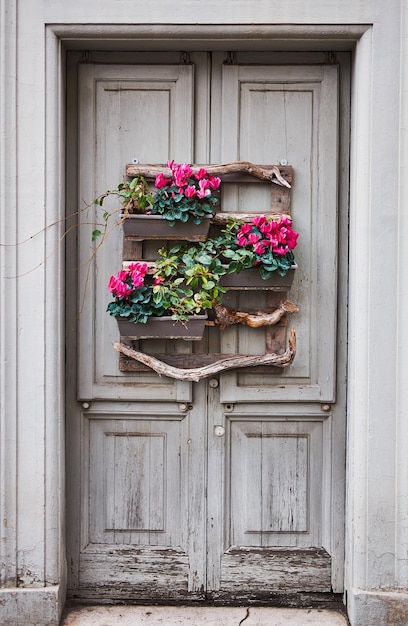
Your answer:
[66,51,347,602]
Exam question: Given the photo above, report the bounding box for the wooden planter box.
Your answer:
[122,214,211,241]
[117,315,207,340]
[220,264,297,290]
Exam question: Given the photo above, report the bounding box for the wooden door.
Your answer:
[66,51,347,602]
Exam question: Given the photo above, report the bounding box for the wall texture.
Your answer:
[0,1,407,624]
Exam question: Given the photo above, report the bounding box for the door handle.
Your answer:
[214,425,225,437]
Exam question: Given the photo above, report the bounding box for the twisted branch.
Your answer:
[126,161,291,188]
[113,328,296,382]
[214,300,299,330]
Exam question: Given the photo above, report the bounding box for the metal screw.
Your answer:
[280,159,288,166]
[131,157,139,164]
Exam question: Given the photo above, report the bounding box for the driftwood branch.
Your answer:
[214,300,299,330]
[113,329,296,382]
[127,161,291,188]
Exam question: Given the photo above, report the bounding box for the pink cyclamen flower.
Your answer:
[130,271,145,287]
[108,275,119,293]
[237,222,252,236]
[108,274,132,298]
[155,172,169,189]
[197,179,211,198]
[174,170,187,187]
[184,185,197,198]
[117,269,129,282]
[128,262,148,274]
[154,276,164,285]
[260,221,273,234]
[180,163,193,177]
[194,167,207,180]
[247,232,261,245]
[208,176,221,189]
[252,215,266,228]
[254,242,267,255]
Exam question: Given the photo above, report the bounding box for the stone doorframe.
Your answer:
[1,18,408,626]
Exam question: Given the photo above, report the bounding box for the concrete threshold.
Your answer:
[61,605,350,625]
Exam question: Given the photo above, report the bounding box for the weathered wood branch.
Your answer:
[127,161,291,188]
[113,328,296,382]
[214,301,299,330]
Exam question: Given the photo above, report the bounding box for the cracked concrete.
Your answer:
[61,605,350,625]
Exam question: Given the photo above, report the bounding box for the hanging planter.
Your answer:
[220,264,297,290]
[107,262,211,340]
[116,315,207,341]
[122,214,211,241]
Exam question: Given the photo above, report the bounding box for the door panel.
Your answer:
[77,63,195,402]
[77,406,204,600]
[68,53,347,602]
[219,64,338,403]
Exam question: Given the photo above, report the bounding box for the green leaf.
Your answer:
[92,229,102,241]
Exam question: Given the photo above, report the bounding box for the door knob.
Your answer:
[209,378,219,388]
[214,425,225,437]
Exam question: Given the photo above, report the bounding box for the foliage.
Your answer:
[92,176,153,241]
[151,161,221,226]
[107,215,298,326]
[107,254,227,324]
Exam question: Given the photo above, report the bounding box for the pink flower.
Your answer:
[248,232,261,245]
[260,221,273,234]
[154,276,164,285]
[237,233,248,247]
[166,159,175,170]
[197,179,211,198]
[108,275,118,293]
[184,185,197,198]
[108,273,132,299]
[174,170,188,187]
[154,172,170,189]
[117,269,129,282]
[115,281,132,297]
[130,271,145,287]
[194,167,207,180]
[237,223,252,236]
[208,176,221,189]
[254,242,266,255]
[180,163,193,177]
[273,245,289,256]
[253,215,266,228]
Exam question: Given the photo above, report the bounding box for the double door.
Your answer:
[66,51,347,601]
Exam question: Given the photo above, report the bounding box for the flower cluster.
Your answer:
[151,161,221,226]
[107,262,168,323]
[220,215,299,278]
[108,262,149,298]
[107,255,224,324]
[236,215,298,257]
